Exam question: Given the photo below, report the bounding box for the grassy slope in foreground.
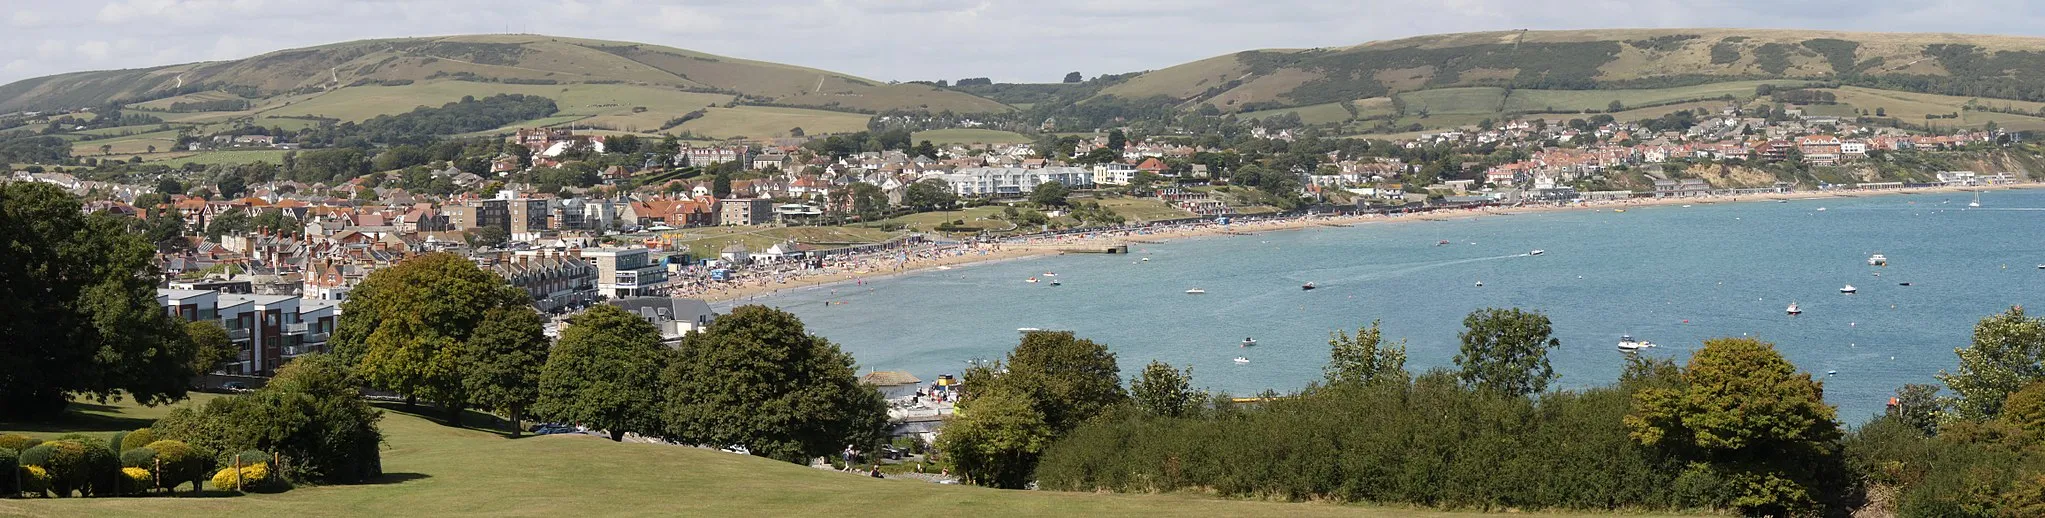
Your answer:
[0,397,1699,518]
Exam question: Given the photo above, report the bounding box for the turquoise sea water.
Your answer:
[730,190,2045,421]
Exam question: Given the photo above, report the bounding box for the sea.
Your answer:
[725,190,2045,422]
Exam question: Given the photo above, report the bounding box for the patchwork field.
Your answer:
[1240,102,1356,125]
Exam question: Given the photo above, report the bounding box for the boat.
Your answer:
[1899,282,1912,286]
[1618,335,1658,351]
[1787,303,1802,316]
[1868,254,1887,266]
[1184,288,1206,295]
[1840,284,1858,294]
[1613,209,1626,213]
[1141,257,1150,262]
[1026,277,1039,283]
[1043,272,1057,277]
[1050,280,1062,286]
[1474,281,1485,287]
[1817,207,1827,211]
[1233,357,1250,364]
[1241,337,1257,348]
[1437,240,1450,246]
[1529,249,1546,256]
[1969,192,1982,208]
[2036,264,2044,270]
[1017,327,1042,334]
[1301,282,1317,291]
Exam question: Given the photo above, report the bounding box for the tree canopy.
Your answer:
[1454,308,1561,397]
[1130,361,1198,418]
[462,306,550,436]
[534,304,666,441]
[330,252,530,419]
[1326,319,1408,386]
[0,182,201,419]
[1940,306,2045,419]
[660,306,887,463]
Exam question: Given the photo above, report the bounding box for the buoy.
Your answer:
[1682,319,1690,323]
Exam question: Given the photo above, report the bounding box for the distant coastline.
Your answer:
[701,182,2039,304]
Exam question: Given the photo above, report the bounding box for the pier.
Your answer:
[1003,242,1131,254]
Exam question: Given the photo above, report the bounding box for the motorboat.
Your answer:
[1232,357,1250,364]
[1301,282,1317,291]
[1840,284,1858,294]
[1437,240,1450,246]
[1899,282,1912,286]
[1043,272,1057,277]
[1474,281,1485,287]
[1050,280,1062,286]
[1026,277,1039,283]
[1618,335,1658,351]
[1787,303,1802,316]
[1185,288,1206,295]
[2036,264,2044,270]
[1613,209,1626,213]
[1241,337,1257,348]
[1816,207,1827,212]
[1141,257,1150,262]
[1868,254,1887,266]
[1017,327,1042,334]
[1530,249,1546,256]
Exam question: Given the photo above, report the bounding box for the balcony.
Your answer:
[282,344,324,357]
[284,322,310,334]
[304,332,330,344]
[226,328,251,341]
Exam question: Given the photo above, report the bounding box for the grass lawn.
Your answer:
[73,129,183,156]
[0,397,1703,518]
[142,150,292,166]
[913,128,1034,145]
[255,81,735,130]
[671,105,871,139]
[878,206,1011,233]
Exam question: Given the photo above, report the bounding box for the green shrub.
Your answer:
[144,440,215,492]
[154,354,383,484]
[27,440,92,497]
[16,444,54,472]
[0,448,15,494]
[118,467,153,495]
[0,434,41,452]
[76,442,121,497]
[108,431,128,453]
[120,447,158,468]
[19,465,49,495]
[120,428,157,452]
[233,449,272,468]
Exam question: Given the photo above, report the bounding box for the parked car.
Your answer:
[223,382,252,393]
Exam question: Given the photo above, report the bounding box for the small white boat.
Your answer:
[2036,264,2044,270]
[1241,337,1257,348]
[1827,369,1838,376]
[1050,280,1061,286]
[1184,288,1206,295]
[1017,327,1042,333]
[1530,249,1546,256]
[1618,335,1657,351]
[1141,257,1150,262]
[1816,207,1827,212]
[1026,277,1039,284]
[1232,357,1250,364]
[1043,272,1057,277]
[1969,192,1982,208]
[1840,284,1857,294]
[1787,302,1802,316]
[1474,281,1484,287]
[1867,254,1887,266]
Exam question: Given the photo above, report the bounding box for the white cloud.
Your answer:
[10,10,47,27]
[76,41,112,61]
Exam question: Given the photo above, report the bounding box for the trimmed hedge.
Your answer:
[119,428,157,452]
[143,440,214,492]
[0,434,40,452]
[119,447,157,469]
[0,448,14,494]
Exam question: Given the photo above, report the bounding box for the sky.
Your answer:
[7,0,2045,86]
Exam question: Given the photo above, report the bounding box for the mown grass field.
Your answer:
[1394,87,1507,115]
[1093,196,1193,222]
[73,129,183,156]
[1814,86,2045,131]
[0,397,1703,518]
[255,81,735,127]
[879,206,1011,233]
[912,128,1034,145]
[142,149,292,166]
[671,105,871,139]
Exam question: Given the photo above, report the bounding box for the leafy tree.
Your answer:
[1326,319,1408,386]
[153,353,384,483]
[249,209,299,236]
[216,175,246,199]
[331,253,529,423]
[1029,181,1071,208]
[1106,129,1127,151]
[661,306,887,463]
[1626,337,1841,517]
[467,226,509,248]
[184,321,235,376]
[1889,384,1945,436]
[1608,100,1625,112]
[203,209,250,239]
[1940,306,2045,419]
[156,178,182,195]
[1130,361,1198,417]
[534,305,666,441]
[713,172,732,198]
[936,389,1051,489]
[1454,308,1561,397]
[0,183,200,419]
[1063,72,1083,83]
[901,179,958,212]
[2001,381,2045,444]
[462,307,549,436]
[975,331,1126,434]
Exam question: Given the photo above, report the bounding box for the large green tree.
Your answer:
[0,182,201,419]
[534,305,666,441]
[462,307,550,436]
[1939,306,2045,419]
[1625,337,1842,516]
[331,252,529,422]
[184,321,235,376]
[976,331,1126,434]
[901,179,957,212]
[1326,319,1408,386]
[936,389,1052,489]
[1028,181,1071,208]
[1130,361,1198,418]
[1454,308,1561,397]
[660,306,887,463]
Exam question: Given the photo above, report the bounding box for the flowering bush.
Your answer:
[211,462,270,492]
[144,440,214,492]
[20,465,50,495]
[0,434,40,452]
[120,467,153,494]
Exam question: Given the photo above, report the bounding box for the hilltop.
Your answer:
[0,34,1009,136]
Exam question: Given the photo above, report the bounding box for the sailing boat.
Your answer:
[1969,191,1982,208]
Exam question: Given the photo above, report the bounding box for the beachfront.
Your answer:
[681,182,2037,303]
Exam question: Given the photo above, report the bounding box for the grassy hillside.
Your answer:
[0,397,1703,518]
[1102,29,2045,114]
[0,34,1010,116]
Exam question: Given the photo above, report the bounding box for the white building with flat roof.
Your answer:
[933,167,1093,196]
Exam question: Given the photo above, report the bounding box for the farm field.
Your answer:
[671,105,871,139]
[912,128,1034,145]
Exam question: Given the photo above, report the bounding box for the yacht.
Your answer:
[1530,249,1546,256]
[1184,288,1206,295]
[1969,192,1982,208]
[1840,284,1858,294]
[1474,281,1485,287]
[1233,357,1251,364]
[1618,335,1658,351]
[1867,254,1887,266]
[1050,280,1062,286]
[1787,302,1802,316]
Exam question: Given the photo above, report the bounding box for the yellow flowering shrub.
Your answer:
[211,462,269,491]
[21,465,50,493]
[120,467,153,493]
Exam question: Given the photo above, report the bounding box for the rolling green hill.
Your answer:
[0,34,1012,116]
[1101,28,2045,115]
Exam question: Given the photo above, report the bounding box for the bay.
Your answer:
[727,190,2045,421]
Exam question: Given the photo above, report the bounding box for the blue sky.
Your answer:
[6,0,2045,85]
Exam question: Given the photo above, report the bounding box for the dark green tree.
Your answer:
[215,175,246,199]
[660,306,887,463]
[1888,384,1944,436]
[1106,129,1127,152]
[331,253,529,423]
[250,209,300,236]
[153,353,384,483]
[1063,72,1083,83]
[462,307,549,436]
[1454,308,1561,397]
[901,179,957,212]
[0,183,200,419]
[1130,361,1197,417]
[1029,181,1071,208]
[976,331,1126,434]
[534,305,666,441]
[935,389,1050,488]
[1326,319,1408,386]
[184,321,235,376]
[713,172,733,198]
[203,209,251,239]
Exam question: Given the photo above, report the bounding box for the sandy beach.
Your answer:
[696,183,2036,304]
